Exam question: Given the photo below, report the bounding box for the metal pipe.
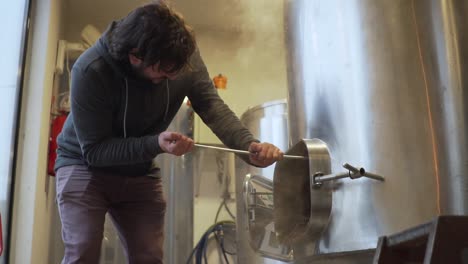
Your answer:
[363,172,385,182]
[194,143,307,160]
[314,172,350,183]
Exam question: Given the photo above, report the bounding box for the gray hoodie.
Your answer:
[55,23,258,175]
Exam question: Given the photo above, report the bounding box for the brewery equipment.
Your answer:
[282,0,468,260]
[235,100,292,264]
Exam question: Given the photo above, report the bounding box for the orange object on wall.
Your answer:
[48,114,68,176]
[213,74,227,89]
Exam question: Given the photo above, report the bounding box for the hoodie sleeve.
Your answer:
[70,65,163,167]
[187,49,259,156]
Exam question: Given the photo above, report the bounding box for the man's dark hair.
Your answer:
[108,1,196,73]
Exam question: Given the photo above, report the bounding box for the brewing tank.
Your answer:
[285,0,468,254]
[158,99,194,264]
[235,100,291,263]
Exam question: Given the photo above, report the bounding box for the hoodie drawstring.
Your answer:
[124,78,129,138]
[164,79,170,122]
[123,78,169,137]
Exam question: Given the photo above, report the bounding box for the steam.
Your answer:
[233,0,288,111]
[236,0,285,56]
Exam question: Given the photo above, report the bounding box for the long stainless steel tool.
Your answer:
[194,143,307,160]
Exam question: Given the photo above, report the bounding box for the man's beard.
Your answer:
[130,64,166,84]
[131,64,149,81]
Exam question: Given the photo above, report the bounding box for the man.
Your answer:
[55,1,283,263]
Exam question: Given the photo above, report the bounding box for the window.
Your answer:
[0,1,30,263]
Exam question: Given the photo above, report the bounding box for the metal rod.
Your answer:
[250,192,274,195]
[314,172,351,183]
[343,163,360,173]
[194,143,307,160]
[363,172,385,182]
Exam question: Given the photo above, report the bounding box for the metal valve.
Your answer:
[312,163,385,188]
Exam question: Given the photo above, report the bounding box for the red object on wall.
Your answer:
[0,212,3,256]
[48,114,68,176]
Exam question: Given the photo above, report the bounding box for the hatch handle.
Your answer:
[312,163,385,187]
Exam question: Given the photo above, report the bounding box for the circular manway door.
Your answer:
[273,138,333,245]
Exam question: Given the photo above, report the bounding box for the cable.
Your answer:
[203,237,209,264]
[214,200,235,225]
[217,232,230,264]
[223,201,235,220]
[187,225,215,264]
[186,221,236,264]
[214,200,224,225]
[186,244,198,264]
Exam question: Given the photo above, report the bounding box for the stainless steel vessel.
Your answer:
[285,0,468,255]
[235,100,291,263]
[158,99,194,264]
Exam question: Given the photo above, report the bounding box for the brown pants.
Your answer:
[56,165,166,264]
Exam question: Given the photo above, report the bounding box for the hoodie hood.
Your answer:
[95,21,155,86]
[95,22,128,77]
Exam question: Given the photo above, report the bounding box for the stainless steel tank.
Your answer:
[284,0,468,255]
[235,100,292,264]
[158,99,194,264]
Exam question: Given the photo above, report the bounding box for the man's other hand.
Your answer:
[248,142,284,167]
[158,131,194,156]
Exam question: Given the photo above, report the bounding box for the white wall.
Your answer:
[10,0,63,263]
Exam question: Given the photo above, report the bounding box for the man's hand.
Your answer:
[248,142,284,167]
[158,131,194,156]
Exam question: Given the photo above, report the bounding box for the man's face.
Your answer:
[129,54,180,84]
[139,63,180,84]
